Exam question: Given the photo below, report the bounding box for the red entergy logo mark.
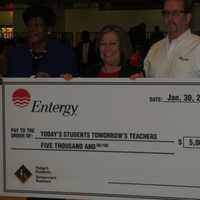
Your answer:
[12,89,31,108]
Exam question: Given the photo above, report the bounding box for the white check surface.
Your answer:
[1,78,200,200]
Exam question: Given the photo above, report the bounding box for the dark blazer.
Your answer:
[7,40,79,77]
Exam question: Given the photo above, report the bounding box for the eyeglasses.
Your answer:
[162,10,185,17]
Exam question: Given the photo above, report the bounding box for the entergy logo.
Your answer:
[11,88,78,117]
[12,89,31,108]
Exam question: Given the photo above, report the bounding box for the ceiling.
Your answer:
[2,0,200,10]
[0,0,164,10]
[98,0,164,10]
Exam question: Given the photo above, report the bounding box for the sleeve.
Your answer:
[194,42,200,76]
[143,43,158,78]
[6,47,17,77]
[143,51,151,78]
[143,40,162,78]
[64,47,80,77]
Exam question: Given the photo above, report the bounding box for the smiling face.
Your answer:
[26,16,49,46]
[99,31,121,67]
[163,0,192,41]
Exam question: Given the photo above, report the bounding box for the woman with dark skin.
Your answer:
[7,5,78,78]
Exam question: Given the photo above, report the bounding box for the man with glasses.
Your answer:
[144,0,200,77]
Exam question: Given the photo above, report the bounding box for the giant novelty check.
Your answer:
[1,78,200,200]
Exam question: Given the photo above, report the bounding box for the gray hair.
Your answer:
[163,0,193,13]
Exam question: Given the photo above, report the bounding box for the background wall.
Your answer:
[2,4,200,45]
[0,11,13,25]
[8,4,200,33]
[65,8,163,33]
[192,4,200,32]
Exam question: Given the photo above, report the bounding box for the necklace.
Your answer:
[30,49,48,60]
[102,65,121,73]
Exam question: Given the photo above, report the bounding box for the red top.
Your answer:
[129,52,141,67]
[97,69,121,78]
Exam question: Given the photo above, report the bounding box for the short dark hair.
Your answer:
[96,24,132,66]
[23,5,56,27]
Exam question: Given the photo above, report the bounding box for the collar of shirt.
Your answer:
[166,29,191,59]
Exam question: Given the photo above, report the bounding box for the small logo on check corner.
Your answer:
[12,89,31,108]
[15,165,32,183]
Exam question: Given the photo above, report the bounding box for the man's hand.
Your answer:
[129,72,144,80]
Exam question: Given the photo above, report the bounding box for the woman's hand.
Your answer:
[60,73,73,80]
